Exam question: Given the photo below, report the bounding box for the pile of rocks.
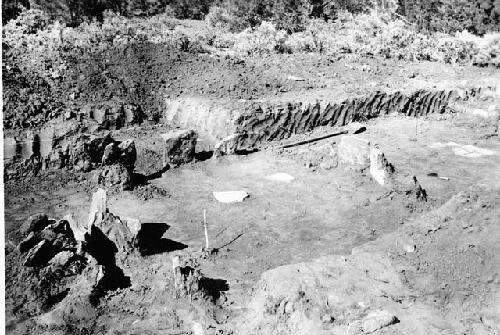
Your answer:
[19,214,80,268]
[16,189,142,328]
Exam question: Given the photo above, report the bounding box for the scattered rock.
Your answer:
[403,244,416,253]
[362,310,398,333]
[161,129,198,167]
[412,176,428,202]
[172,256,225,301]
[64,111,74,120]
[173,256,203,298]
[287,75,305,81]
[338,136,371,170]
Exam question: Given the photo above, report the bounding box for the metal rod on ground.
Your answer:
[280,130,348,149]
[203,209,209,249]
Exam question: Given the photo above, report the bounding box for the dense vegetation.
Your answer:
[3,0,500,35]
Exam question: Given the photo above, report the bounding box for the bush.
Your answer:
[3,8,52,35]
[207,0,312,32]
[225,11,498,67]
[205,5,244,31]
[234,21,289,54]
[400,0,500,35]
[2,0,30,23]
[170,0,213,20]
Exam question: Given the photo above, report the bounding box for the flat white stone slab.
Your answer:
[213,191,249,204]
[265,173,295,183]
[430,142,495,158]
[451,145,495,158]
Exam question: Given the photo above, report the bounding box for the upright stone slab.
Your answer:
[4,138,18,161]
[64,214,87,242]
[87,188,107,227]
[369,146,394,186]
[338,136,370,170]
[161,129,198,166]
[213,133,239,158]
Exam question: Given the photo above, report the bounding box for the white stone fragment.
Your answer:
[213,191,249,204]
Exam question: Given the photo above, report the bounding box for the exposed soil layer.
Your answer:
[3,41,499,133]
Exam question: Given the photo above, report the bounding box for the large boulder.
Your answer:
[101,139,136,173]
[338,136,371,170]
[94,163,132,190]
[161,129,198,166]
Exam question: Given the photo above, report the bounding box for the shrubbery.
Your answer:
[400,0,500,35]
[228,11,499,67]
[206,0,312,32]
[3,6,499,68]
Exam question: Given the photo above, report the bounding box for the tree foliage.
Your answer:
[399,0,500,35]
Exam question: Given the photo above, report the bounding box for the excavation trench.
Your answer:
[1,86,484,179]
[164,87,481,152]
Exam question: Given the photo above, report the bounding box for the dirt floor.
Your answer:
[5,102,500,334]
[3,32,500,334]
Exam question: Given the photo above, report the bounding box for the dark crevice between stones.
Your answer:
[195,150,214,161]
[84,225,131,306]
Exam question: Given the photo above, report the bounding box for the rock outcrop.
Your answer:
[161,129,198,167]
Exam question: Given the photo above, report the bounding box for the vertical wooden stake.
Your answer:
[203,209,209,249]
[415,116,418,138]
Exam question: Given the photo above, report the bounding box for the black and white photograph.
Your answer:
[2,0,500,334]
